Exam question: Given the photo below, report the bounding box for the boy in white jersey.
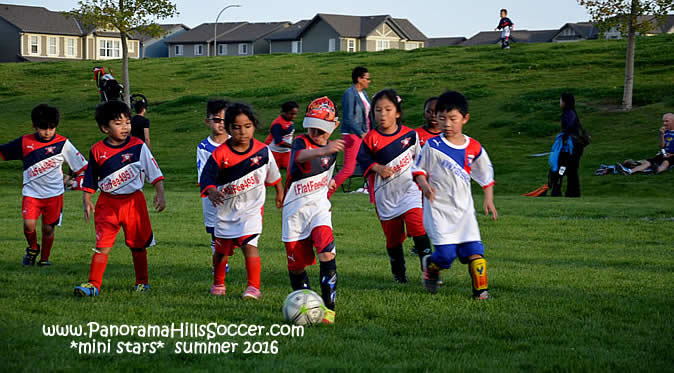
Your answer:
[74,101,166,297]
[282,97,344,324]
[0,104,88,266]
[413,91,497,300]
[197,100,229,272]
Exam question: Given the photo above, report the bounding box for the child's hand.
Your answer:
[422,184,436,201]
[327,139,345,154]
[153,192,166,212]
[328,179,337,192]
[275,189,284,209]
[660,126,666,135]
[207,188,225,206]
[484,200,498,220]
[377,166,395,179]
[83,200,94,223]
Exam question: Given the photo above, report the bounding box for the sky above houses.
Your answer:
[4,0,592,38]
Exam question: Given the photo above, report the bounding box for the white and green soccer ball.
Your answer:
[282,289,325,326]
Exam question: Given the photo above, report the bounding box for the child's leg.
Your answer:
[23,219,39,252]
[630,160,651,173]
[656,159,670,174]
[313,226,337,311]
[285,240,312,290]
[21,197,42,265]
[38,194,62,263]
[213,251,229,286]
[88,247,111,290]
[39,220,55,263]
[241,236,261,291]
[130,247,148,285]
[381,217,407,282]
[423,244,457,293]
[404,208,431,269]
[458,242,489,299]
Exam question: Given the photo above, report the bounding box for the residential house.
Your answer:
[461,29,557,46]
[134,24,190,58]
[166,22,288,57]
[604,14,674,39]
[0,3,140,62]
[551,22,600,42]
[426,37,467,47]
[266,20,310,54]
[269,14,427,54]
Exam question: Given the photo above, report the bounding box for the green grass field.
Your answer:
[1,35,673,371]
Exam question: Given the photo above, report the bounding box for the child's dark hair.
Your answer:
[224,103,259,132]
[281,101,299,113]
[370,89,403,126]
[207,99,229,117]
[424,96,439,109]
[133,99,147,114]
[436,91,469,117]
[561,92,576,110]
[351,66,369,84]
[95,101,131,129]
[500,8,508,15]
[31,104,60,129]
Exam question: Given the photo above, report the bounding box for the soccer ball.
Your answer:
[282,289,325,325]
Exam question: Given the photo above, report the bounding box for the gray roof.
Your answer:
[216,22,288,43]
[426,37,467,47]
[638,14,674,33]
[265,20,310,41]
[553,22,599,39]
[166,22,246,43]
[461,31,501,46]
[512,29,558,43]
[166,22,288,43]
[0,3,82,36]
[132,24,190,42]
[392,18,427,41]
[309,14,424,40]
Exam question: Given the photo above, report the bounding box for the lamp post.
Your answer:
[214,4,241,56]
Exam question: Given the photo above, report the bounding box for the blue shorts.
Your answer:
[431,241,485,269]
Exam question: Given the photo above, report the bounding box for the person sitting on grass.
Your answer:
[617,113,674,175]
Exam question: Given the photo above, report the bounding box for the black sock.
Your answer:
[289,270,310,290]
[319,259,337,311]
[413,235,432,269]
[386,245,407,281]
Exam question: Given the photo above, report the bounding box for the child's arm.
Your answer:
[295,140,344,163]
[274,182,284,208]
[355,138,394,179]
[659,127,666,149]
[414,174,436,201]
[144,128,151,150]
[153,180,166,212]
[370,164,395,179]
[83,192,95,223]
[470,146,497,220]
[483,185,497,220]
[0,136,23,161]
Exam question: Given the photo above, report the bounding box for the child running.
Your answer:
[357,89,432,283]
[264,101,299,174]
[495,8,514,49]
[415,97,441,148]
[282,97,344,324]
[200,103,283,299]
[0,104,88,266]
[412,91,497,300]
[75,101,166,296]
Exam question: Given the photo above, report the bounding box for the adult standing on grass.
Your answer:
[549,93,587,197]
[330,66,371,198]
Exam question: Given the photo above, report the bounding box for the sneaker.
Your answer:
[616,163,632,175]
[321,307,335,324]
[210,284,226,296]
[37,260,52,267]
[74,283,99,297]
[352,187,365,194]
[134,284,150,292]
[22,246,39,266]
[242,286,262,300]
[474,290,491,300]
[422,255,439,294]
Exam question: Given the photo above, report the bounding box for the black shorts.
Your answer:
[646,153,672,170]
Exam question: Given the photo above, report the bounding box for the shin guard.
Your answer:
[386,244,407,282]
[319,259,337,311]
[412,235,432,269]
[289,270,310,290]
[468,257,488,296]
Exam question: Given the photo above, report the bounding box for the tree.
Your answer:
[578,0,673,111]
[68,0,178,105]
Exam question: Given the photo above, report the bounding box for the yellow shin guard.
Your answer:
[469,257,488,292]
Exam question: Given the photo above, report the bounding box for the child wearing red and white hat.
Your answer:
[282,97,344,324]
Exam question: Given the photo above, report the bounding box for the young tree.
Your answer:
[578,0,674,111]
[68,0,178,105]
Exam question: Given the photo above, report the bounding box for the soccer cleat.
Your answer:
[134,284,150,292]
[37,260,52,267]
[242,286,262,300]
[393,273,408,284]
[22,247,39,266]
[321,307,335,324]
[474,290,491,300]
[616,163,632,175]
[422,255,439,294]
[210,284,226,296]
[74,283,99,297]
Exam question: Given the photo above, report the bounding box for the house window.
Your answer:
[66,38,76,56]
[328,38,335,52]
[30,36,39,54]
[347,39,356,52]
[48,37,57,55]
[291,41,300,54]
[174,44,183,56]
[99,40,120,57]
[238,43,248,55]
[194,44,204,55]
[218,44,227,55]
[376,39,391,51]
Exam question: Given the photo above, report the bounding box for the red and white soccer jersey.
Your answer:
[200,139,281,240]
[197,136,227,231]
[268,116,294,154]
[81,136,164,195]
[357,125,422,221]
[412,135,494,245]
[282,135,337,242]
[0,134,87,198]
[415,126,441,148]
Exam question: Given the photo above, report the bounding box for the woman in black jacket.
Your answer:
[550,93,584,197]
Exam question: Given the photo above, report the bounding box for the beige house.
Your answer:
[0,3,139,62]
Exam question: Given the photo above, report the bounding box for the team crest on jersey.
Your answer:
[467,154,475,168]
[321,156,330,167]
[121,153,133,163]
[250,156,261,166]
[99,152,108,160]
[401,137,411,148]
[44,146,56,155]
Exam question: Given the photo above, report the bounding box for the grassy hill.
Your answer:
[0,35,673,372]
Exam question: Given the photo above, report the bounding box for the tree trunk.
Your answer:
[622,0,638,111]
[119,0,130,106]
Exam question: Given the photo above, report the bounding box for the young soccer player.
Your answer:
[283,97,345,324]
[197,100,230,271]
[412,91,497,300]
[200,103,283,299]
[264,102,299,172]
[495,9,514,49]
[74,101,166,297]
[0,104,88,266]
[130,96,151,148]
[415,97,440,148]
[356,89,432,283]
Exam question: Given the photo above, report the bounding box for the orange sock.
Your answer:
[213,255,229,286]
[88,252,108,289]
[245,256,261,289]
